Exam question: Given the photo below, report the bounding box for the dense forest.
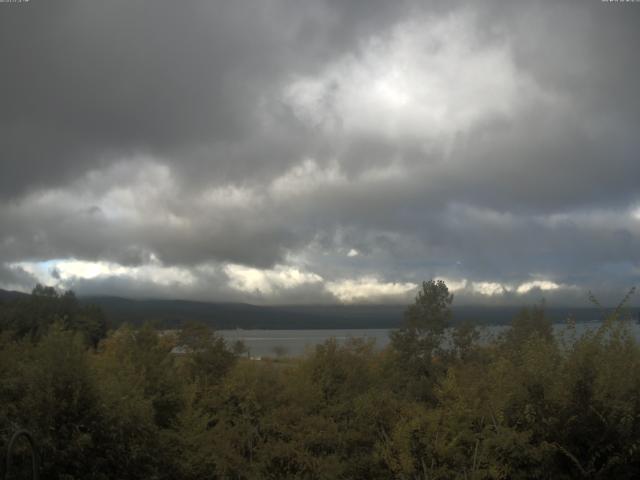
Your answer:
[1,281,640,479]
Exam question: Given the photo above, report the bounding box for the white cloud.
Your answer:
[12,257,196,288]
[516,280,561,294]
[435,277,468,292]
[428,277,570,297]
[198,185,258,210]
[225,263,323,296]
[285,12,547,143]
[8,158,182,226]
[472,281,507,296]
[325,276,416,303]
[270,158,346,199]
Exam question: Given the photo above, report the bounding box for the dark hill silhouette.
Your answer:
[0,289,29,302]
[2,289,635,329]
[67,295,640,329]
[80,296,407,329]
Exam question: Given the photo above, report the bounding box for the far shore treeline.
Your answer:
[1,286,635,330]
[1,281,640,479]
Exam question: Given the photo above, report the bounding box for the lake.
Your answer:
[219,321,640,358]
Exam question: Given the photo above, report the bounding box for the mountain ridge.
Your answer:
[2,289,637,329]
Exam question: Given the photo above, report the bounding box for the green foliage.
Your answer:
[451,321,481,362]
[389,279,454,401]
[2,282,640,478]
[502,303,553,351]
[0,284,107,346]
[177,322,237,385]
[401,279,454,335]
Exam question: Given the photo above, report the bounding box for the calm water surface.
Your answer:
[219,321,640,358]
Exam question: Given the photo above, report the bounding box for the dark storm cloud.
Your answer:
[1,0,284,195]
[1,0,640,305]
[0,0,418,197]
[0,263,36,290]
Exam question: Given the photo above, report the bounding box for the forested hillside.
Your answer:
[0,289,625,330]
[1,282,639,479]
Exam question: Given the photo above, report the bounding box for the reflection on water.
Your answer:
[218,329,390,357]
[218,321,640,358]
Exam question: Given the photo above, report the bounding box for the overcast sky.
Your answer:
[1,0,639,306]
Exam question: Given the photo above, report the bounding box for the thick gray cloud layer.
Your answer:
[1,0,639,305]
